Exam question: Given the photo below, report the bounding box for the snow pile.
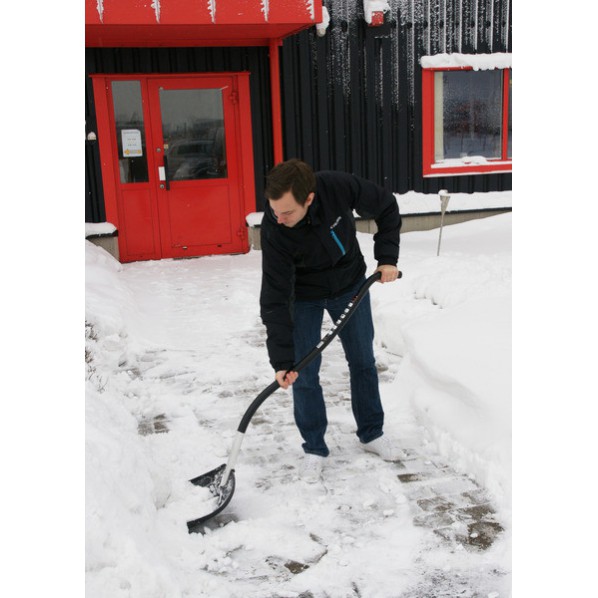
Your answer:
[398,190,511,215]
[85,213,512,596]
[85,241,129,337]
[369,214,512,513]
[247,191,512,226]
[85,221,117,237]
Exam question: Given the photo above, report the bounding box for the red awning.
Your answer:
[86,0,323,47]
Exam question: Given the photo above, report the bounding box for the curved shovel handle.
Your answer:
[187,268,403,532]
[237,269,401,434]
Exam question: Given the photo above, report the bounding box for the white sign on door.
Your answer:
[121,129,143,157]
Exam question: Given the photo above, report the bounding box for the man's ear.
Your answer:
[305,192,315,207]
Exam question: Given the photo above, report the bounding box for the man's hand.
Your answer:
[276,370,298,389]
[375,265,400,283]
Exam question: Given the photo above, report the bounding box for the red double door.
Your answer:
[93,73,255,262]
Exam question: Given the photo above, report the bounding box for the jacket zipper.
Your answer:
[330,229,346,256]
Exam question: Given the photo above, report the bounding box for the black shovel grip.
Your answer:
[237,269,401,433]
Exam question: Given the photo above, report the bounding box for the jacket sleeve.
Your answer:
[259,222,296,372]
[350,174,401,266]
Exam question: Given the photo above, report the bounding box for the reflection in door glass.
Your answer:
[160,89,227,181]
[112,81,149,183]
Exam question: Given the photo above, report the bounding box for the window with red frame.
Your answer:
[422,67,512,177]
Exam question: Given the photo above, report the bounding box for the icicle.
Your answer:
[96,0,104,23]
[151,0,161,23]
[316,6,330,37]
[261,0,269,22]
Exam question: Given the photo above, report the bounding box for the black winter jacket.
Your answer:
[260,170,401,371]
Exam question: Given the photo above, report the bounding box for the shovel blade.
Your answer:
[186,463,236,533]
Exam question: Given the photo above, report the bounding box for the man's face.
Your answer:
[269,191,314,228]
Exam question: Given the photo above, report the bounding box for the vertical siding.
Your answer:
[280,0,512,195]
[85,46,272,222]
[85,69,106,222]
[85,0,512,221]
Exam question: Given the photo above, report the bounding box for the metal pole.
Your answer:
[437,189,451,256]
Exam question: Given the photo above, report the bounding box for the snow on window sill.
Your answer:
[432,157,512,168]
[420,53,512,71]
[423,156,512,177]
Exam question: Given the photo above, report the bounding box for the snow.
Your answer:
[420,53,512,71]
[393,190,512,215]
[86,222,117,237]
[84,212,513,596]
[96,0,104,23]
[247,190,512,225]
[363,0,391,24]
[151,0,161,23]
[316,6,330,36]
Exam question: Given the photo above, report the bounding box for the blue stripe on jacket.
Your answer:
[330,229,346,256]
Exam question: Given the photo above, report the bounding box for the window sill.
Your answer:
[424,158,512,177]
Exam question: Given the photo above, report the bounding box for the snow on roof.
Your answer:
[420,53,512,71]
[363,0,391,24]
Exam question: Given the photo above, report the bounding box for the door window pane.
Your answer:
[112,81,149,183]
[435,70,503,161]
[159,89,227,181]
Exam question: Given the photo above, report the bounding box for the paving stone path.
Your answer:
[102,257,511,597]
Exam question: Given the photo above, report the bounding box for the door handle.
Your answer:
[163,155,171,190]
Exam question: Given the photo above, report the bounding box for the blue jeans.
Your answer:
[292,279,384,457]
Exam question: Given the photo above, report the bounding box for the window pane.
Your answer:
[437,70,503,161]
[159,89,227,181]
[111,81,149,184]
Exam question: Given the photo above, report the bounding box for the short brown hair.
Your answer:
[265,159,316,206]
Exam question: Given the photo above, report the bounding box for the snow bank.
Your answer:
[395,297,511,511]
[363,214,512,514]
[246,191,512,226]
[397,190,511,215]
[85,241,129,337]
[85,213,512,596]
[86,222,117,237]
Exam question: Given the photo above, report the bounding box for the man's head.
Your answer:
[265,159,316,227]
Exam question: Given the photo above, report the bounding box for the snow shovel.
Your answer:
[186,269,402,533]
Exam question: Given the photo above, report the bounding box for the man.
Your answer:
[259,159,402,482]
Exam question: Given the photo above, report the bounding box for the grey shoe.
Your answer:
[362,435,405,462]
[299,453,325,483]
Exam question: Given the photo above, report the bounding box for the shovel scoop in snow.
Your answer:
[186,270,401,532]
[186,464,236,533]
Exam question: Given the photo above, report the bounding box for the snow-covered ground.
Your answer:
[84,212,512,597]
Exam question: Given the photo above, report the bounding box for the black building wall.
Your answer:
[85,0,512,222]
[280,0,512,195]
[85,46,274,222]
